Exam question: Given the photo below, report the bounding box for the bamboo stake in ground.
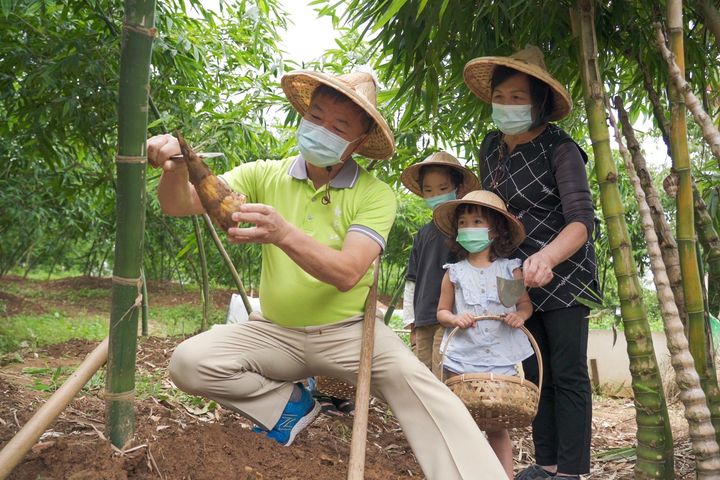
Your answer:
[655,23,720,165]
[0,338,109,480]
[609,102,720,475]
[347,258,379,480]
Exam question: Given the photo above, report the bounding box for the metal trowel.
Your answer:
[497,276,525,307]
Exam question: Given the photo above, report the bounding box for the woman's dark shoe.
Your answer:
[515,464,555,479]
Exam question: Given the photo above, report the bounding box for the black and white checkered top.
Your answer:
[478,124,599,312]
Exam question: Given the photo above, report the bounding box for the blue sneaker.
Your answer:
[252,384,320,446]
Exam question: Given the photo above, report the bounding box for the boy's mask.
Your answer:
[456,227,492,253]
[425,190,457,210]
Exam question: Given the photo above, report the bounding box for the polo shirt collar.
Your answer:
[288,155,360,189]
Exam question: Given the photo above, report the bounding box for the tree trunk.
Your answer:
[571,2,675,477]
[609,101,720,475]
[106,0,156,449]
[662,0,720,445]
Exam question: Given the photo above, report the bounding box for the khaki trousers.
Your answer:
[169,314,506,480]
[414,323,444,378]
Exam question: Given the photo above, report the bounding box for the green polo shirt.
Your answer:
[220,156,396,327]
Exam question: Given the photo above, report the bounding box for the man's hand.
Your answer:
[523,251,555,288]
[227,203,294,245]
[147,134,185,174]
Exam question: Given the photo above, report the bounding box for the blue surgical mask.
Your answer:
[425,190,457,210]
[456,227,492,253]
[491,103,534,135]
[296,118,355,168]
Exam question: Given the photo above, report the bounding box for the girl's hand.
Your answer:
[453,312,476,329]
[503,312,526,329]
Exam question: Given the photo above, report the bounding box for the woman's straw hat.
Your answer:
[433,190,526,249]
[281,70,395,160]
[463,45,572,121]
[400,151,480,198]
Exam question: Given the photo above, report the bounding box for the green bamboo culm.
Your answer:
[571,1,674,477]
[106,0,156,449]
[192,215,210,331]
[665,0,720,442]
[694,185,720,315]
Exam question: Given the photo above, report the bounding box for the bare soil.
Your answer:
[0,276,697,479]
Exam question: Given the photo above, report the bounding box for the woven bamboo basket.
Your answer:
[440,315,543,432]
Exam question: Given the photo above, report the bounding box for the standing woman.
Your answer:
[463,46,598,480]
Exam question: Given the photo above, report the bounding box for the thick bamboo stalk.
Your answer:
[616,97,688,326]
[201,213,253,315]
[655,23,720,165]
[192,216,210,331]
[107,0,156,448]
[571,2,675,477]
[0,338,109,479]
[662,1,719,446]
[694,186,720,315]
[696,0,720,47]
[609,104,720,475]
[347,259,379,480]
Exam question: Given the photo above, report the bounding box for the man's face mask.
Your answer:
[491,103,534,136]
[425,190,457,210]
[456,227,492,253]
[296,118,360,168]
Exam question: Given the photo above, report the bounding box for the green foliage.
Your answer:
[0,312,108,354]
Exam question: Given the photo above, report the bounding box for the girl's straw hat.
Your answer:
[281,70,395,160]
[463,45,572,121]
[400,151,480,198]
[433,190,526,249]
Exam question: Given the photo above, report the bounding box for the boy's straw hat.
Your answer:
[281,70,395,160]
[463,45,572,121]
[433,190,526,249]
[400,151,480,198]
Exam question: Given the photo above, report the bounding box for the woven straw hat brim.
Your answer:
[400,162,480,198]
[281,70,395,160]
[433,197,526,249]
[463,56,572,121]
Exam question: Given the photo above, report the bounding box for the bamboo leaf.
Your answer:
[372,0,408,32]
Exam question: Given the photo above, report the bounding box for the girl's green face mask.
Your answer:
[456,227,492,253]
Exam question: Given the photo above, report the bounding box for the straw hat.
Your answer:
[433,190,526,249]
[281,70,395,160]
[463,45,572,121]
[400,151,480,198]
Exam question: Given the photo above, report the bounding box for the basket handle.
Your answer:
[438,316,543,396]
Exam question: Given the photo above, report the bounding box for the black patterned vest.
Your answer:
[478,124,599,312]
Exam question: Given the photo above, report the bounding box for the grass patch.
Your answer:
[149,304,226,337]
[0,312,108,354]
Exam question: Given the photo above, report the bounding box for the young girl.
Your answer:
[433,190,534,479]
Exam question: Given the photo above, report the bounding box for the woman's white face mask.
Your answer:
[491,103,534,135]
[296,118,360,168]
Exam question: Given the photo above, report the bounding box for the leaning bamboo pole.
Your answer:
[655,23,720,165]
[571,1,675,477]
[615,96,687,326]
[661,1,720,446]
[106,0,156,448]
[0,339,109,479]
[609,104,720,475]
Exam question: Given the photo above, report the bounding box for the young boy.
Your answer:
[400,152,479,375]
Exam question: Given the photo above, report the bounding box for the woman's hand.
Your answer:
[523,251,555,288]
[503,312,526,329]
[451,312,476,329]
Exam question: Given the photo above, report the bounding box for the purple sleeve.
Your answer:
[553,142,595,236]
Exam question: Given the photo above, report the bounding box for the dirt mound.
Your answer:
[0,291,45,316]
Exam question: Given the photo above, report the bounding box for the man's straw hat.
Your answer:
[400,151,480,198]
[463,45,572,121]
[281,70,395,160]
[433,190,526,249]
